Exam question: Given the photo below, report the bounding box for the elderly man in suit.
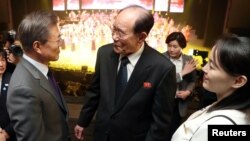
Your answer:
[74,5,177,141]
[7,11,70,141]
[163,32,198,135]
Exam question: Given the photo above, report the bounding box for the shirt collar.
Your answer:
[23,54,49,77]
[120,42,144,67]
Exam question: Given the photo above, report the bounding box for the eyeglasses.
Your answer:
[47,37,63,45]
[112,26,131,40]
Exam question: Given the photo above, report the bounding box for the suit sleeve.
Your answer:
[7,86,45,141]
[146,65,177,141]
[77,48,101,127]
[183,56,197,92]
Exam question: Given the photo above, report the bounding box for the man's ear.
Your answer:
[138,32,147,43]
[33,41,42,54]
[232,75,247,88]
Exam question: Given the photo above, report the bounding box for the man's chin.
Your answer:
[51,56,59,61]
[169,55,178,59]
[113,46,123,54]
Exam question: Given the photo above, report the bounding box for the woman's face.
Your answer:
[0,54,7,75]
[202,47,238,100]
[167,40,182,59]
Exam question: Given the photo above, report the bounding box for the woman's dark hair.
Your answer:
[119,5,154,35]
[208,34,250,113]
[0,47,7,60]
[165,32,187,48]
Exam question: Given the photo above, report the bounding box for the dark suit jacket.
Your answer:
[78,43,177,141]
[0,71,16,141]
[7,58,70,141]
[163,52,197,117]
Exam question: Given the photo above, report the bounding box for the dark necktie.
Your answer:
[47,70,62,104]
[115,56,129,103]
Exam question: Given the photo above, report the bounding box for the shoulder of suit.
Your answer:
[182,54,193,59]
[98,43,113,53]
[101,43,113,48]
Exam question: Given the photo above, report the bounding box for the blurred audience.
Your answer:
[0,48,16,141]
[2,30,23,73]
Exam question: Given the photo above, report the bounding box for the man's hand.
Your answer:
[74,125,85,141]
[176,90,191,100]
[0,128,6,141]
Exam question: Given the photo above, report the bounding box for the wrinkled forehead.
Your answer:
[114,10,137,30]
[116,9,138,21]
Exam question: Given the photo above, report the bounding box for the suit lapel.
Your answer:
[40,74,68,114]
[47,70,69,113]
[21,59,67,113]
[40,75,67,112]
[113,45,152,113]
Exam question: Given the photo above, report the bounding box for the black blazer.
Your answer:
[0,72,16,141]
[78,43,177,141]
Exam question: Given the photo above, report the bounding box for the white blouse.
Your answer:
[171,105,250,141]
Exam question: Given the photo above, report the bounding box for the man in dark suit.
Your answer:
[6,11,70,141]
[163,32,197,135]
[0,48,16,141]
[74,5,177,141]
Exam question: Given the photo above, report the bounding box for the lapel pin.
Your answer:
[143,82,152,88]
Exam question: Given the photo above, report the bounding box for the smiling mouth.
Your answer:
[114,45,122,49]
[203,76,208,81]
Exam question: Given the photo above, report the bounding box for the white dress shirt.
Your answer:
[118,43,144,82]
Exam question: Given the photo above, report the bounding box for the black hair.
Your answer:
[165,32,187,48]
[0,47,7,60]
[208,34,250,115]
